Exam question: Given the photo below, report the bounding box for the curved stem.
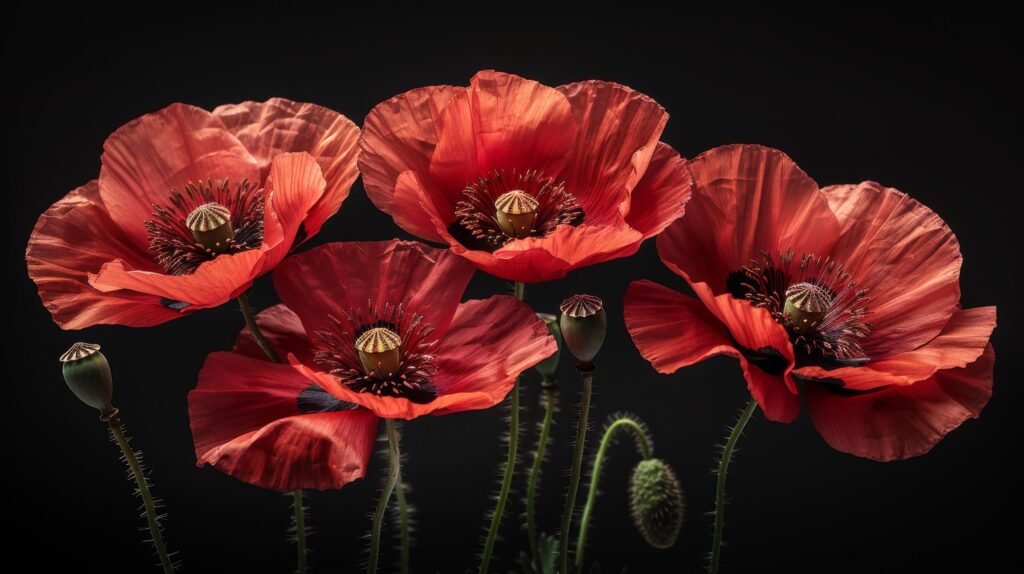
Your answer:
[291,490,307,574]
[108,420,174,574]
[237,293,281,363]
[575,416,651,570]
[394,470,410,574]
[526,380,557,562]
[369,419,402,574]
[559,368,593,574]
[479,281,525,573]
[709,399,758,574]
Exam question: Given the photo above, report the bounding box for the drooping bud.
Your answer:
[784,282,831,335]
[559,294,607,368]
[60,342,117,420]
[533,313,562,383]
[186,202,233,253]
[629,458,685,549]
[495,190,538,239]
[355,327,402,377]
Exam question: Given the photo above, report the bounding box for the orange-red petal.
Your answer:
[428,71,577,211]
[26,180,181,329]
[805,345,995,461]
[98,103,259,246]
[794,306,996,390]
[256,152,328,273]
[624,142,693,239]
[556,80,668,224]
[823,182,963,357]
[233,304,316,365]
[273,240,476,339]
[213,98,360,238]
[189,352,378,491]
[659,144,840,293]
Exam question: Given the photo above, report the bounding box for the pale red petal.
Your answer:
[806,345,995,461]
[428,71,576,212]
[98,103,259,245]
[823,182,963,356]
[359,84,461,237]
[659,144,840,293]
[623,142,692,239]
[233,304,316,365]
[256,152,328,274]
[794,306,996,390]
[26,181,182,329]
[391,170,448,242]
[190,352,377,490]
[213,98,360,238]
[624,280,737,373]
[556,80,667,224]
[273,240,476,339]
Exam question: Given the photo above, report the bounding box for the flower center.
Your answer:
[315,302,438,403]
[146,179,264,275]
[454,169,583,251]
[729,250,872,365]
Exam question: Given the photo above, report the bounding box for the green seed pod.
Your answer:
[533,313,562,382]
[629,458,685,549]
[559,294,607,367]
[60,342,117,420]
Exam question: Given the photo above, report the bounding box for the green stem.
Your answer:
[559,367,593,574]
[369,419,402,574]
[575,417,652,570]
[394,467,410,574]
[526,380,557,563]
[709,399,758,574]
[237,293,281,363]
[479,281,526,574]
[238,293,308,571]
[108,419,174,574]
[292,490,307,574]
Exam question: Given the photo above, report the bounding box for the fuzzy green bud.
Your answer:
[629,458,685,549]
[559,294,606,368]
[533,313,562,382]
[60,342,117,420]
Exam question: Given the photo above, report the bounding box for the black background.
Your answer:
[7,8,1020,573]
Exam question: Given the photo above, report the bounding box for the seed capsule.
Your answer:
[186,202,233,253]
[494,190,539,239]
[60,342,117,420]
[533,313,562,382]
[355,327,402,377]
[784,282,831,335]
[559,294,607,367]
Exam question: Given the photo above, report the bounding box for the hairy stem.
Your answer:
[369,419,402,574]
[394,473,410,574]
[709,399,758,574]
[526,380,557,562]
[109,419,174,574]
[237,292,281,363]
[575,416,652,570]
[559,367,593,574]
[291,490,307,574]
[479,281,525,573]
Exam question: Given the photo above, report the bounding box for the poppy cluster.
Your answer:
[31,71,996,571]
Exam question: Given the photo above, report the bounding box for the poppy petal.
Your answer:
[233,304,316,365]
[98,103,259,246]
[213,98,360,238]
[428,71,577,210]
[793,306,996,390]
[624,280,736,373]
[274,240,476,339]
[257,152,328,273]
[26,180,181,329]
[806,345,994,461]
[623,142,693,239]
[190,352,377,490]
[659,144,840,293]
[556,80,668,224]
[823,182,963,357]
[360,84,462,238]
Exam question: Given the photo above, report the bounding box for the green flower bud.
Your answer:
[533,313,562,382]
[629,458,685,549]
[559,294,606,368]
[60,342,117,420]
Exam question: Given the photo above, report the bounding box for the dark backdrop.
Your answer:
[7,9,1020,573]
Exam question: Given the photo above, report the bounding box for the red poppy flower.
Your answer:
[624,144,996,461]
[272,240,558,419]
[27,98,360,329]
[358,70,692,283]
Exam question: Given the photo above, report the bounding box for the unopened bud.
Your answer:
[559,294,607,368]
[60,342,117,420]
[629,458,684,549]
[533,313,562,382]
